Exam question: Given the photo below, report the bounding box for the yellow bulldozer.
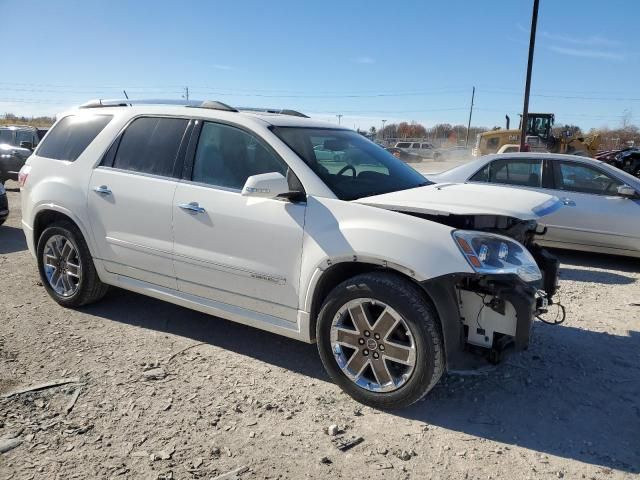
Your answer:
[473,113,600,157]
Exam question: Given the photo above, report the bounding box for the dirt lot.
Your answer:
[1,180,639,480]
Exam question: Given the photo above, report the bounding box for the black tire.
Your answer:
[36,221,109,307]
[316,272,444,409]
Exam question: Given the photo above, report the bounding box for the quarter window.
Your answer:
[37,115,112,161]
[112,117,188,177]
[192,122,287,190]
[556,162,622,195]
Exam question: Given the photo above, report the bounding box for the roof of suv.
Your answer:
[70,99,346,131]
[0,124,37,131]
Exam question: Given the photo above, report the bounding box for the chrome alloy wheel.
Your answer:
[42,234,81,297]
[330,298,417,393]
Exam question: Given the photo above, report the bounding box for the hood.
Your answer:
[354,182,562,220]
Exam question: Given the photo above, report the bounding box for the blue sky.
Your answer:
[0,0,637,130]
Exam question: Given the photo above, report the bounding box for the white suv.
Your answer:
[20,100,561,408]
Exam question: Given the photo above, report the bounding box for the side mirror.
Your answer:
[20,141,34,151]
[241,172,291,199]
[617,185,637,198]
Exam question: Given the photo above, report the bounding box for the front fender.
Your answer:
[299,196,474,312]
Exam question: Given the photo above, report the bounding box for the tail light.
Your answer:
[18,164,31,188]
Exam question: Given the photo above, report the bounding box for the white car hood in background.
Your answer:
[354,183,561,220]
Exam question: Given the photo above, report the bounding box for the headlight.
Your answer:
[0,154,13,159]
[452,230,542,282]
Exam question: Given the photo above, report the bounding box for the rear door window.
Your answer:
[37,115,113,161]
[112,117,189,178]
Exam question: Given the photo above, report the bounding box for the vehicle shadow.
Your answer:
[400,323,640,474]
[559,267,636,284]
[553,249,640,273]
[86,287,640,474]
[84,288,327,380]
[0,225,27,254]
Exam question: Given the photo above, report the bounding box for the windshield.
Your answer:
[0,129,14,146]
[272,127,431,200]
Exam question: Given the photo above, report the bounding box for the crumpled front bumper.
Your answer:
[420,263,554,371]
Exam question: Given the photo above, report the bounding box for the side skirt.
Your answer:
[98,269,314,343]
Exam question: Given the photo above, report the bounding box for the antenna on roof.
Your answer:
[123,90,129,99]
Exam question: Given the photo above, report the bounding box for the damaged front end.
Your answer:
[409,212,560,369]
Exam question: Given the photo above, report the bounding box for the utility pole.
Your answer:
[336,114,343,125]
[183,86,189,102]
[381,119,387,141]
[465,86,475,148]
[520,0,540,151]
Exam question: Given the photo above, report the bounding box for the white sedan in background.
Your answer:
[431,153,640,258]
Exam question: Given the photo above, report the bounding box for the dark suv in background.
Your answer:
[0,125,46,184]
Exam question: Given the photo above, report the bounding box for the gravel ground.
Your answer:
[1,181,639,480]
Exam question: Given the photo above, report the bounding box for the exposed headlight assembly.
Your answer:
[452,230,542,282]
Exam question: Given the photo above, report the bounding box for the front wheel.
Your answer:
[316,272,444,409]
[36,221,109,307]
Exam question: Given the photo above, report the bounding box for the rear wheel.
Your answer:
[316,272,444,409]
[36,221,108,307]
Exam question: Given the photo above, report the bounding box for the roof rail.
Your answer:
[79,98,192,108]
[77,99,306,117]
[239,107,309,118]
[78,98,238,112]
[195,100,238,112]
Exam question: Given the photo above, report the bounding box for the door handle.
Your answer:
[93,185,112,195]
[179,202,206,214]
[561,197,576,206]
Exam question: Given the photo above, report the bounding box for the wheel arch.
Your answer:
[32,206,95,256]
[305,260,444,344]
